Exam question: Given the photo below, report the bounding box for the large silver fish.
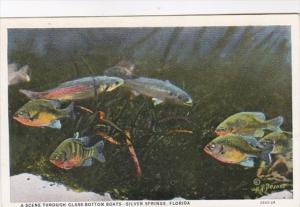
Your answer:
[124,77,193,106]
[8,64,30,86]
[19,76,124,101]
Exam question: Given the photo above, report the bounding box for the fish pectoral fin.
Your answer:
[152,98,164,106]
[93,141,105,163]
[29,112,39,121]
[49,120,62,129]
[254,129,265,138]
[131,90,140,97]
[81,158,93,167]
[239,157,255,168]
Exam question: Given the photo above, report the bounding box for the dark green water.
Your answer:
[8,26,292,200]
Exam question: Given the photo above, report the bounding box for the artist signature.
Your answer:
[250,178,291,195]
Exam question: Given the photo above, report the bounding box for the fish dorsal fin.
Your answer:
[73,132,80,139]
[49,120,62,129]
[250,112,266,121]
[76,136,91,147]
[81,158,93,167]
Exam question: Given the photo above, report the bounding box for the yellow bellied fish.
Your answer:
[204,134,274,168]
[13,99,74,129]
[49,137,105,170]
[215,112,283,137]
[259,131,292,154]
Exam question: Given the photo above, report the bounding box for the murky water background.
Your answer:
[8,26,292,200]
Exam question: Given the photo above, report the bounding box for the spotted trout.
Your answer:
[204,134,274,168]
[19,76,124,101]
[13,99,74,129]
[124,77,193,106]
[50,137,105,170]
[215,112,283,137]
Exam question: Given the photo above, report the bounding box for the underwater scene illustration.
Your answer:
[8,26,292,200]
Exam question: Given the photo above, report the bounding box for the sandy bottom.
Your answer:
[10,173,112,202]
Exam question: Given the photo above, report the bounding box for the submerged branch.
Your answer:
[76,105,94,114]
[124,130,142,178]
[96,131,121,145]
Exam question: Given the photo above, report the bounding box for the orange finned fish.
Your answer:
[14,99,74,129]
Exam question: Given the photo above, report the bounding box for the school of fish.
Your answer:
[204,112,292,169]
[10,60,292,179]
[12,61,194,169]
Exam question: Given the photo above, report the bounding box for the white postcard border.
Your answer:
[0,15,299,207]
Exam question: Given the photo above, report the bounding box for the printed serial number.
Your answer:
[260,201,276,205]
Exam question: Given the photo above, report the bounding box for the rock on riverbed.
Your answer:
[10,173,112,202]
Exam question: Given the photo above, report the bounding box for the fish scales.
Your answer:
[125,77,193,106]
[20,76,124,101]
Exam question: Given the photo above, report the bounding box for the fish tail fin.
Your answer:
[19,65,31,81]
[282,130,293,137]
[93,141,106,163]
[258,141,275,165]
[19,89,41,99]
[19,65,30,74]
[267,116,284,132]
[259,152,273,166]
[65,102,76,120]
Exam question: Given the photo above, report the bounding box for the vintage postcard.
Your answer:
[0,15,299,207]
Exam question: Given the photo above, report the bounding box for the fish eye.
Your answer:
[115,81,120,85]
[18,111,24,116]
[210,143,215,149]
